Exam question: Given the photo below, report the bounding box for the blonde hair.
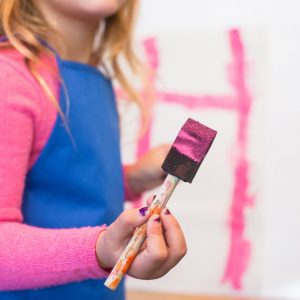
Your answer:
[0,0,143,111]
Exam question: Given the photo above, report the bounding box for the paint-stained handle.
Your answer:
[104,174,180,290]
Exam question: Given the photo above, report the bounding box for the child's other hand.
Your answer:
[125,144,170,195]
[96,197,187,279]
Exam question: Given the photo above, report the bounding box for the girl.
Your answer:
[0,0,187,300]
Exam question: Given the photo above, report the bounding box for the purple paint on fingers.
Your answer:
[139,207,148,216]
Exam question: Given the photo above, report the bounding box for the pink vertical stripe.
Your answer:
[221,29,253,289]
[135,38,159,159]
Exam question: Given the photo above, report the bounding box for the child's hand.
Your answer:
[124,144,170,195]
[96,197,187,279]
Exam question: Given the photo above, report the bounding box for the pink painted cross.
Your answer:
[119,29,254,290]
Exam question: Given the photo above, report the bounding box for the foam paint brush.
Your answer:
[104,118,217,290]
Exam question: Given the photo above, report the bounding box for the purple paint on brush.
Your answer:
[161,118,217,183]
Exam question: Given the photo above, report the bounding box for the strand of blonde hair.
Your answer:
[0,0,145,111]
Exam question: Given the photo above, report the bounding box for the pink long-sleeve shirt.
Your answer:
[0,48,110,290]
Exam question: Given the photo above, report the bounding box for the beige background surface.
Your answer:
[127,291,272,300]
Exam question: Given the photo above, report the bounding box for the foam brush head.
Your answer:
[161,118,217,183]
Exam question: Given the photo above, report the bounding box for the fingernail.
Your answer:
[139,206,149,216]
[154,217,161,223]
[164,208,171,215]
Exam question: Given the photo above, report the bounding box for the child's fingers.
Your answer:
[145,214,168,263]
[107,207,150,243]
[126,214,168,279]
[126,211,186,279]
[159,208,187,268]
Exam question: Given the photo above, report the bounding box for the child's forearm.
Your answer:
[0,222,108,291]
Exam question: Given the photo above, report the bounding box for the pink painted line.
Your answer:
[136,124,152,159]
[135,39,158,159]
[126,39,158,206]
[158,92,237,110]
[143,38,159,71]
[115,89,127,99]
[221,29,253,290]
[117,90,237,111]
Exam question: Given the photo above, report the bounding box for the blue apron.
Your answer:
[0,52,125,299]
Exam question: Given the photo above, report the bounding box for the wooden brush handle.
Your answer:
[104,174,180,290]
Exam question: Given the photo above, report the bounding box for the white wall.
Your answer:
[127,1,300,299]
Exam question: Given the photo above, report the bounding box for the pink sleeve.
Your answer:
[0,51,109,291]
